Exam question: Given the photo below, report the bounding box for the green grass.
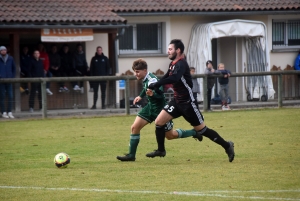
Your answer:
[0,108,300,201]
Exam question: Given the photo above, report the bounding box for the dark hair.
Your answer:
[206,60,213,66]
[132,59,147,71]
[169,39,184,53]
[189,67,195,70]
[76,43,83,48]
[96,46,102,50]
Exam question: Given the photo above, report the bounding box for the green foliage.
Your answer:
[0,108,300,200]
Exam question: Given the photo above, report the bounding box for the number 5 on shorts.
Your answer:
[168,106,174,112]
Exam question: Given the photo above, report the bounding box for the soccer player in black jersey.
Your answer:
[147,39,235,162]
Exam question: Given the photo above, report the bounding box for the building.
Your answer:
[1,0,299,110]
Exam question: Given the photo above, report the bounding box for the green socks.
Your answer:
[176,129,196,138]
[129,134,140,157]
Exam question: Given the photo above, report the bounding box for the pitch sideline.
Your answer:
[0,185,300,200]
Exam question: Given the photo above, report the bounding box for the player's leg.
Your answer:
[117,104,151,161]
[165,129,178,140]
[146,102,178,158]
[164,101,204,141]
[117,116,148,161]
[165,128,200,140]
[192,116,235,162]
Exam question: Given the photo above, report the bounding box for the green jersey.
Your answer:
[137,72,166,123]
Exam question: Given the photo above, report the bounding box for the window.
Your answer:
[119,23,162,54]
[272,20,300,49]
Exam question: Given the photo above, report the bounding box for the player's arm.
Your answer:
[139,88,146,98]
[133,96,142,105]
[146,85,164,99]
[148,63,185,89]
[134,85,147,105]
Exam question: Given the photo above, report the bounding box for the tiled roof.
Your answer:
[0,0,299,25]
[0,0,126,25]
[107,0,300,12]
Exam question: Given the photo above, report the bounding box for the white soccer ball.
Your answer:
[54,152,70,168]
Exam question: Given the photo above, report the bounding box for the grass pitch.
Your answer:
[0,108,300,201]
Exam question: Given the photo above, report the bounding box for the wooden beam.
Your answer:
[108,32,117,75]
[1,29,40,34]
[9,33,21,112]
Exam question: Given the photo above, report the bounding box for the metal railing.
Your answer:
[1,70,300,118]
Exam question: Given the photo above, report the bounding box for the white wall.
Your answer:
[86,33,109,64]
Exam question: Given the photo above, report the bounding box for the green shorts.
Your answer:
[138,104,173,132]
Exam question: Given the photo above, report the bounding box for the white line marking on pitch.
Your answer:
[0,186,300,200]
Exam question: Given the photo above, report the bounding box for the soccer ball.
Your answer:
[54,152,70,168]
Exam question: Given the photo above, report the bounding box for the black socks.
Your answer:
[202,127,230,149]
[155,125,166,151]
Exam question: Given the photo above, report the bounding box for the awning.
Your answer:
[186,19,275,100]
[41,28,94,42]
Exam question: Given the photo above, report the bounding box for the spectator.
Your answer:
[0,46,16,118]
[216,63,231,110]
[60,44,74,87]
[90,46,110,109]
[189,67,200,107]
[38,43,53,95]
[20,46,31,95]
[49,44,69,92]
[73,43,88,93]
[28,50,44,113]
[205,60,217,111]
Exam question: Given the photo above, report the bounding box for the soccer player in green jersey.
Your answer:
[116,59,175,161]
[116,58,203,161]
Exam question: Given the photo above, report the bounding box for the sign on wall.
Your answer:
[119,80,125,90]
[41,28,94,42]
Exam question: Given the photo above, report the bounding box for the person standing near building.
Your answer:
[147,39,235,162]
[205,60,217,111]
[20,46,31,95]
[0,46,16,118]
[73,44,89,93]
[216,63,231,110]
[49,44,69,92]
[60,44,74,89]
[38,43,53,95]
[28,50,44,112]
[90,46,110,109]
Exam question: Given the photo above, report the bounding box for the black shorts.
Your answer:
[163,99,204,126]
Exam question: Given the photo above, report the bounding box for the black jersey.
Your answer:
[154,58,194,103]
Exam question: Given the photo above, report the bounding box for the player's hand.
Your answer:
[133,96,142,105]
[146,89,154,96]
[148,83,155,90]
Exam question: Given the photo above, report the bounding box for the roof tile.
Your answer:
[0,0,299,25]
